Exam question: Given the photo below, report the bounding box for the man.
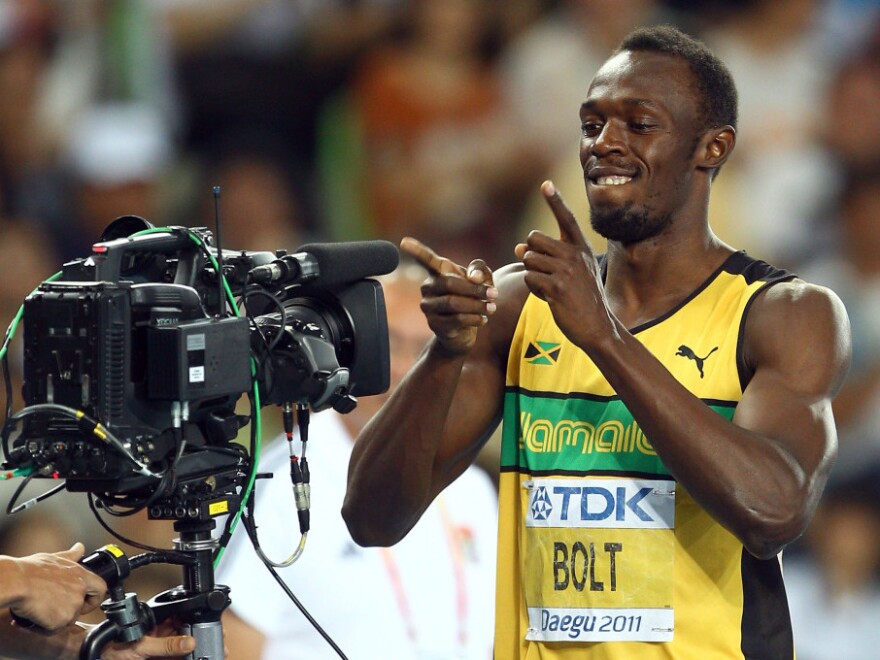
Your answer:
[0,543,195,659]
[343,25,852,659]
[217,269,498,659]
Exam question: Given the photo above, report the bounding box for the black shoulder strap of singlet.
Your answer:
[733,251,797,391]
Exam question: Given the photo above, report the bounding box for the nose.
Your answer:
[584,120,627,161]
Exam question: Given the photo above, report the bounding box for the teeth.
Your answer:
[596,175,632,186]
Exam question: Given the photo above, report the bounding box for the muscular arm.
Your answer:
[343,252,525,546]
[586,282,849,558]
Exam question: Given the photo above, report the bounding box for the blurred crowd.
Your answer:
[0,0,879,657]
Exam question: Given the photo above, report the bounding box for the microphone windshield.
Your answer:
[297,240,400,287]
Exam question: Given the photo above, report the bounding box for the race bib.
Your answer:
[522,477,676,643]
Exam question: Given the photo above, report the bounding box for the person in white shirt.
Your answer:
[217,266,498,659]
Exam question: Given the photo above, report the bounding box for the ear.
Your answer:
[696,125,736,174]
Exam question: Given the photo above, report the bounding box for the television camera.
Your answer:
[0,216,398,659]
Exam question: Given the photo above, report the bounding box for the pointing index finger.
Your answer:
[400,237,464,276]
[541,180,587,247]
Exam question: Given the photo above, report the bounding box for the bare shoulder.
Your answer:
[744,278,852,396]
[494,261,529,302]
[749,278,850,341]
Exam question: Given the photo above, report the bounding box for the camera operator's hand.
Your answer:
[0,542,106,631]
[0,614,199,660]
[98,619,198,660]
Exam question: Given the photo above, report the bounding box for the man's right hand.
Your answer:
[98,619,199,660]
[400,237,497,356]
[4,543,107,631]
[0,616,199,660]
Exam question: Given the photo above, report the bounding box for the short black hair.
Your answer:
[614,24,738,134]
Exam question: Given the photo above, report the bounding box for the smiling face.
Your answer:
[580,50,707,245]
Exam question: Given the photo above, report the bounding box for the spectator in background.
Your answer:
[0,1,181,242]
[766,21,880,267]
[346,0,519,267]
[59,101,175,260]
[159,0,405,241]
[218,266,498,659]
[159,0,325,171]
[698,0,838,267]
[823,30,880,175]
[30,0,180,152]
[785,471,880,660]
[0,0,65,235]
[193,130,313,252]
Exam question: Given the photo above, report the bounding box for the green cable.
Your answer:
[131,227,262,567]
[0,467,32,480]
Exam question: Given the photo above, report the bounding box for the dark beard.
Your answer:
[590,202,672,245]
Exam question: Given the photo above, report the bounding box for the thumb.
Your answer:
[62,542,86,560]
[466,259,494,287]
[169,635,196,654]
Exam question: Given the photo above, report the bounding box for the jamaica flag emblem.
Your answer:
[524,341,561,366]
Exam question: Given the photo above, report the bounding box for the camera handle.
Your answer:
[92,227,203,287]
[80,520,230,660]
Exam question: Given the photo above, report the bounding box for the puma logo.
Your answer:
[675,345,718,378]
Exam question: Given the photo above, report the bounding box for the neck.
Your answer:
[603,224,732,329]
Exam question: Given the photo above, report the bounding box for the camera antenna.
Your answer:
[212,186,224,317]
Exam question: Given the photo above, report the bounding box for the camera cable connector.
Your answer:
[11,404,159,479]
[290,456,310,536]
[165,401,189,490]
[246,402,310,569]
[288,404,311,536]
[170,401,190,430]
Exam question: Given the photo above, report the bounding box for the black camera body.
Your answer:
[19,278,251,495]
[4,224,395,513]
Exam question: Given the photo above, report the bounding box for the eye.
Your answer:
[629,119,656,132]
[580,121,602,137]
